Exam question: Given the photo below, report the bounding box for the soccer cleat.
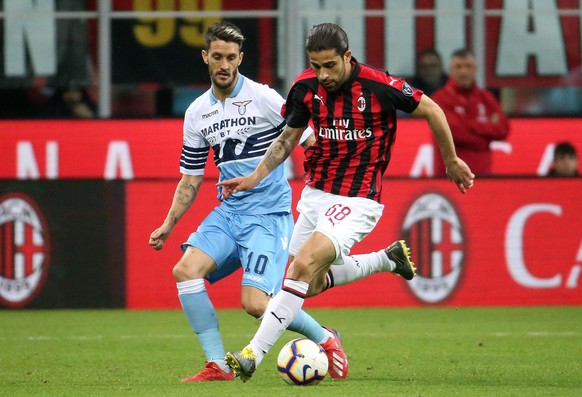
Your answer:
[181,361,234,382]
[225,347,256,382]
[385,240,416,280]
[320,327,349,379]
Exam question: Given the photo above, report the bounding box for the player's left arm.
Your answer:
[149,174,203,250]
[412,95,475,194]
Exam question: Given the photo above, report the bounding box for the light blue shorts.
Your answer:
[182,206,292,296]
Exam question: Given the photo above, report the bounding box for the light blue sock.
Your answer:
[288,309,325,343]
[177,280,225,362]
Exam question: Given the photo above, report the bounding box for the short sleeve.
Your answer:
[282,83,312,129]
[379,74,424,114]
[180,107,210,176]
[256,84,286,128]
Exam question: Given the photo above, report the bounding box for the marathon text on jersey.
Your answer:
[201,117,257,136]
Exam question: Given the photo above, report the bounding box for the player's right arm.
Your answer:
[217,125,305,199]
[149,174,203,250]
[413,94,475,194]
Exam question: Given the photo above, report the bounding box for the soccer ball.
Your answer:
[276,338,328,386]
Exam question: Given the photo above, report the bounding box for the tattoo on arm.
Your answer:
[169,181,199,226]
[176,180,198,205]
[168,210,179,227]
[263,131,297,173]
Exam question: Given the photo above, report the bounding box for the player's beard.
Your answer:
[320,62,348,93]
[210,68,238,91]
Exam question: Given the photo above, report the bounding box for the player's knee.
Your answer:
[172,261,189,282]
[173,255,211,282]
[287,255,317,280]
[242,300,267,319]
[172,259,201,282]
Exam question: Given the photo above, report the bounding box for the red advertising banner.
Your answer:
[0,119,215,180]
[126,178,582,309]
[1,119,581,180]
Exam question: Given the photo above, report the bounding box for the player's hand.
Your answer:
[446,157,475,194]
[149,226,170,251]
[217,174,260,200]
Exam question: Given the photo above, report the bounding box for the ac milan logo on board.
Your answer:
[0,193,50,308]
[402,193,464,303]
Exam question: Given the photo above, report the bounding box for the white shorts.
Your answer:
[289,186,384,265]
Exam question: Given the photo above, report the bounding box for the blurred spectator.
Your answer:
[547,142,579,177]
[431,48,509,177]
[41,86,97,119]
[410,48,448,96]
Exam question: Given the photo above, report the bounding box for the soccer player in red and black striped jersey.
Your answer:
[219,23,474,382]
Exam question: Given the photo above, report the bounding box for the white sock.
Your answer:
[212,359,231,373]
[248,279,308,366]
[319,327,334,344]
[176,278,205,294]
[329,250,394,287]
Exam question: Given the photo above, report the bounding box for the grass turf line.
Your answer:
[0,307,580,397]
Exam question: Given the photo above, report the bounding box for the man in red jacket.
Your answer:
[431,48,509,176]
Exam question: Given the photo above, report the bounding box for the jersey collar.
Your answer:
[209,74,246,105]
[340,57,360,91]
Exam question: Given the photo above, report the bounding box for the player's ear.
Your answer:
[238,51,244,66]
[344,50,352,63]
[202,49,209,64]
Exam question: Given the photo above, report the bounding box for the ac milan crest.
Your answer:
[402,193,464,303]
[357,94,366,112]
[0,193,50,308]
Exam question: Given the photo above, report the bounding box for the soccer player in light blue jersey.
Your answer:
[148,22,346,382]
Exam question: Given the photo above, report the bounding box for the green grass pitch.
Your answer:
[1,307,580,397]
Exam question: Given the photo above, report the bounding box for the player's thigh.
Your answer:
[174,246,218,281]
[181,208,240,282]
[288,231,336,281]
[289,211,316,258]
[314,194,383,265]
[294,186,384,264]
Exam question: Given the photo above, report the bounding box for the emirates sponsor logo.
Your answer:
[0,194,50,308]
[402,193,464,303]
[318,118,372,140]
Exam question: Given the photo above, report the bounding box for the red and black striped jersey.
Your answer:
[283,58,423,202]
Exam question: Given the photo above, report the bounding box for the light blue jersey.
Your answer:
[180,75,298,292]
[180,74,291,215]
